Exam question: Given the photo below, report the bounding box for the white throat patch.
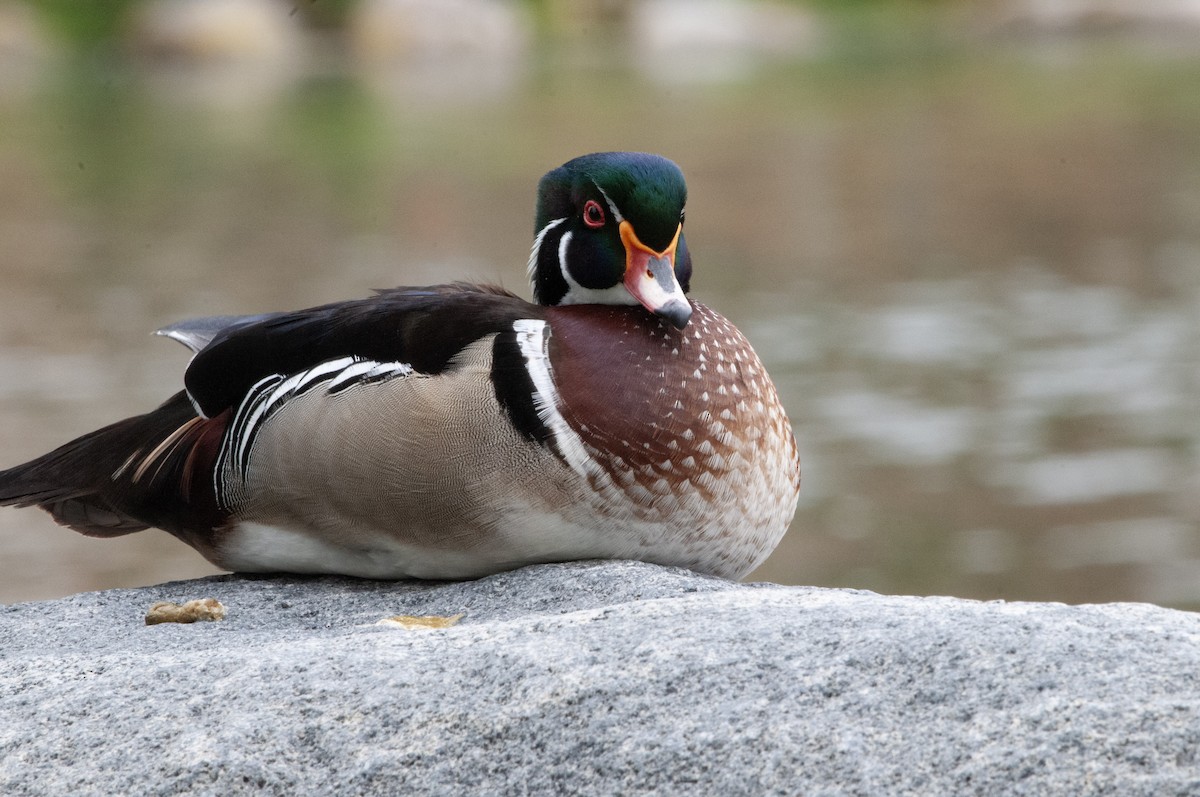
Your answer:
[554,230,640,307]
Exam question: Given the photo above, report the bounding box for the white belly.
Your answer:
[219,512,637,580]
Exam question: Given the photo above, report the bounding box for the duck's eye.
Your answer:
[583,200,605,228]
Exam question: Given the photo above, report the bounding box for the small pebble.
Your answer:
[145,598,226,625]
[376,613,464,630]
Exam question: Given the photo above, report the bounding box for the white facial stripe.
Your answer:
[593,183,625,223]
[527,217,567,285]
[512,318,593,480]
[557,230,574,287]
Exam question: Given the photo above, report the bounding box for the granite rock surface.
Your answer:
[2,560,1199,795]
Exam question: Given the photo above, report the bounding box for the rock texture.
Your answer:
[2,560,1200,795]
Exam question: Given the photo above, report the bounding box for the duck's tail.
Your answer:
[0,391,225,538]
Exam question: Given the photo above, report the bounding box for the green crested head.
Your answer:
[530,152,693,328]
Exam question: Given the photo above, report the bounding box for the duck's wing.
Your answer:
[0,284,547,544]
[175,284,532,418]
[156,313,280,353]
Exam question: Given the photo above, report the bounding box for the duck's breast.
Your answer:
[545,302,801,578]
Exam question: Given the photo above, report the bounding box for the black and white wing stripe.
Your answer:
[213,356,413,502]
[154,285,562,507]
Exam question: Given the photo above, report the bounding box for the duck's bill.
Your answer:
[620,221,693,329]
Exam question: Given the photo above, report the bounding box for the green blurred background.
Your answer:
[3,0,1200,606]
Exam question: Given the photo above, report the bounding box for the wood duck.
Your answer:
[0,152,800,581]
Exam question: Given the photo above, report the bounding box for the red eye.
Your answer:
[583,199,605,228]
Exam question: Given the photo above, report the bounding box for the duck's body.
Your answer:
[0,153,800,580]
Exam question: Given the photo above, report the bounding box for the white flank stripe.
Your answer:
[512,318,594,480]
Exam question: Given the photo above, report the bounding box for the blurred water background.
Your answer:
[2,0,1200,606]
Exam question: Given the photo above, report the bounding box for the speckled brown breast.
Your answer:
[545,302,801,576]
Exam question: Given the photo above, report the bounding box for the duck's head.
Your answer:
[529,152,693,329]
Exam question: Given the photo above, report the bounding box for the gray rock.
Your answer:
[2,560,1199,796]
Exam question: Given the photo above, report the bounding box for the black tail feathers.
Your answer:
[0,392,207,537]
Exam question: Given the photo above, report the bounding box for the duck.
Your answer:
[0,152,800,581]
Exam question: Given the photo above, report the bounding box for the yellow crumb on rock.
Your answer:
[145,598,227,626]
[377,613,465,630]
